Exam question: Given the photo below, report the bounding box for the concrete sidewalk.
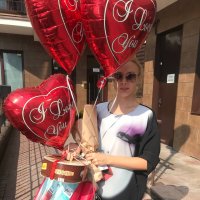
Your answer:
[147,144,200,200]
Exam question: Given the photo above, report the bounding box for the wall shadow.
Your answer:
[173,124,191,152]
[0,128,20,200]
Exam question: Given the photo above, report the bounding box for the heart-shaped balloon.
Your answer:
[3,74,76,150]
[80,0,156,79]
[25,0,85,75]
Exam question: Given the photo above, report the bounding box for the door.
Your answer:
[87,56,107,104]
[154,26,183,146]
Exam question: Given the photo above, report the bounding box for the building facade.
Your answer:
[0,1,52,89]
[143,0,200,159]
[0,0,200,159]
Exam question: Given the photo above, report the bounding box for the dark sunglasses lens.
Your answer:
[126,73,137,81]
[113,72,137,81]
[113,73,123,80]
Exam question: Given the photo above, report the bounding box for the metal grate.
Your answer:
[0,0,26,15]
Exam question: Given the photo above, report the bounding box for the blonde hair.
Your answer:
[113,56,143,78]
[129,56,142,76]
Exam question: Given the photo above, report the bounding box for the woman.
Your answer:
[86,59,160,200]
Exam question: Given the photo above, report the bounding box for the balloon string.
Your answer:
[66,75,81,145]
[108,81,118,113]
[93,87,102,108]
[89,78,105,120]
[66,75,79,121]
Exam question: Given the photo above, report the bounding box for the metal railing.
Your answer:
[0,98,4,132]
[0,0,26,15]
[0,85,11,133]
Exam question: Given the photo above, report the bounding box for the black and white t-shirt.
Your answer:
[96,102,160,200]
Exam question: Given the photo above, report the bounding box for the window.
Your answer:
[0,51,23,91]
[0,60,2,85]
[191,34,200,115]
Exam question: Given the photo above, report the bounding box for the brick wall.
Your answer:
[106,80,119,107]
[143,60,154,107]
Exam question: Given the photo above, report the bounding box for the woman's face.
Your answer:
[113,61,140,99]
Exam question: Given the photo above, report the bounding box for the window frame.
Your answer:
[191,34,200,115]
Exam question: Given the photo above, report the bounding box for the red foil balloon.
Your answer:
[80,0,156,79]
[25,0,85,75]
[3,74,76,150]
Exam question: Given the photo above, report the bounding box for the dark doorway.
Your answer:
[153,26,183,146]
[87,56,107,104]
[52,60,76,89]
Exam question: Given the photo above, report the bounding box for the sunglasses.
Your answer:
[113,72,138,82]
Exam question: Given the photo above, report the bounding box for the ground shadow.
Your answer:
[148,124,190,200]
[151,182,189,200]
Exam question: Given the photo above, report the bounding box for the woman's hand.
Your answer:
[85,152,109,166]
[86,152,148,170]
